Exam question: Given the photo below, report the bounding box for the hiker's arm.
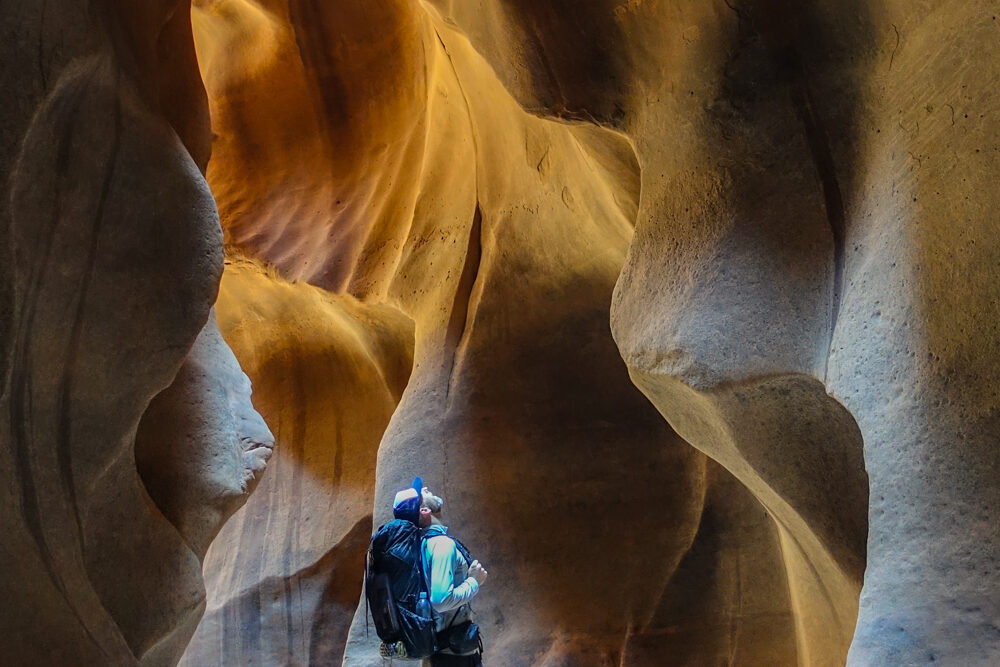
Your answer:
[427,537,479,612]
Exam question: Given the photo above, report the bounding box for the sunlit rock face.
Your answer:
[178,260,414,666]
[436,0,1000,664]
[5,0,996,665]
[0,1,272,664]
[184,0,802,664]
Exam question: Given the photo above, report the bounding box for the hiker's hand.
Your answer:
[469,560,488,586]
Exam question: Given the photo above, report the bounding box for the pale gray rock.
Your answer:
[437,0,1000,664]
[136,312,274,563]
[609,2,1000,664]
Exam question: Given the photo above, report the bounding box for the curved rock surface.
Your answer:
[0,1,272,664]
[135,312,275,563]
[179,259,414,666]
[4,0,997,665]
[433,0,1000,664]
[186,0,801,664]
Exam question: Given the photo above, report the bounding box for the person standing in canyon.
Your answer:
[416,486,488,666]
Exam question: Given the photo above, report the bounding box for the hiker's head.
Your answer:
[392,476,423,525]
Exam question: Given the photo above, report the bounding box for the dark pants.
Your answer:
[429,652,483,667]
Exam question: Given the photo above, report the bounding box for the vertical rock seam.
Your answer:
[787,58,847,381]
[446,203,483,403]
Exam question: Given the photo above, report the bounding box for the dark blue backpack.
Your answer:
[365,520,437,658]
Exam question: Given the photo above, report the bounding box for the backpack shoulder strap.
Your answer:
[449,535,474,564]
[421,531,473,564]
[420,534,459,636]
[418,530,437,596]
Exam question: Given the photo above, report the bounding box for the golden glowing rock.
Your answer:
[186,1,798,664]
[5,0,996,665]
[180,259,414,665]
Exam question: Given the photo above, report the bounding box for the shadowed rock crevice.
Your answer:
[431,0,631,126]
[624,462,798,665]
[786,71,847,377]
[446,203,483,402]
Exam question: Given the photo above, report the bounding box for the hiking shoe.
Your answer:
[379,642,408,658]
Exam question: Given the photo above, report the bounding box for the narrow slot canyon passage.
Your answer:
[1,1,998,666]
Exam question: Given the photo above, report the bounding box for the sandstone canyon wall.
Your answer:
[178,259,414,665]
[0,1,272,665]
[2,0,998,666]
[181,0,802,664]
[431,0,1000,664]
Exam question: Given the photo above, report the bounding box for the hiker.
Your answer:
[416,486,488,666]
[367,478,488,664]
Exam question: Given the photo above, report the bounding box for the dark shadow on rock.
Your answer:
[624,462,797,666]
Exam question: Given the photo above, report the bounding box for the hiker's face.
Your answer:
[418,506,432,528]
[421,487,443,513]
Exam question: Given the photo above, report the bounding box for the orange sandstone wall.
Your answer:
[179,260,414,665]
[4,0,996,665]
[185,0,799,664]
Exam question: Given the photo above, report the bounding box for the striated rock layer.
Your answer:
[4,0,996,665]
[185,0,801,664]
[179,259,414,666]
[435,0,1000,664]
[0,1,273,664]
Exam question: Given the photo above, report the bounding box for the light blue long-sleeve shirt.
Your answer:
[421,525,479,635]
